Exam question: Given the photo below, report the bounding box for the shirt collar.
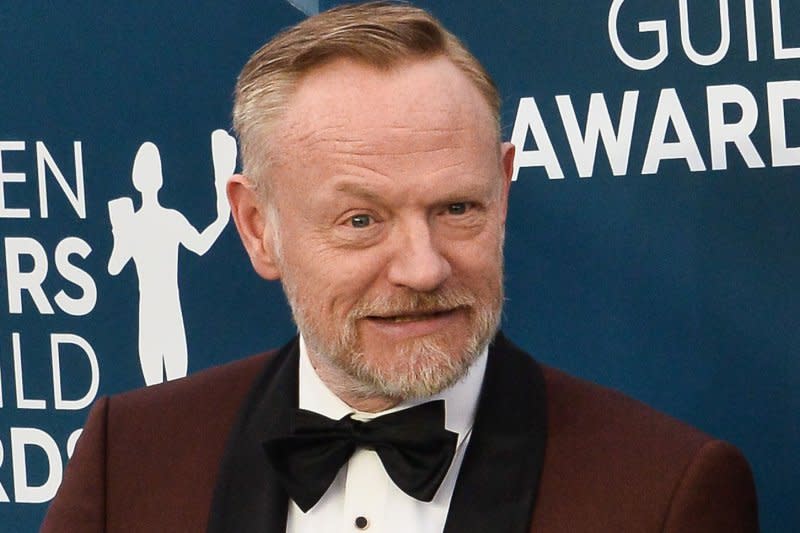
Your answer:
[297,335,487,446]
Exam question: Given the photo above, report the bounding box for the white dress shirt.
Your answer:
[285,336,488,533]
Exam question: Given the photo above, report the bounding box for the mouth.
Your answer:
[366,307,461,323]
[359,306,468,339]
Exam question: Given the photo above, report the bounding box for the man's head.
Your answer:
[228,2,515,409]
[232,1,501,195]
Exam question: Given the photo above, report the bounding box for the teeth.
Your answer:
[389,315,422,322]
[381,312,443,323]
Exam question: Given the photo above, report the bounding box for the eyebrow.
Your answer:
[332,181,385,203]
[332,176,500,203]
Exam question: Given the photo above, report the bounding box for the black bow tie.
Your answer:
[263,399,458,512]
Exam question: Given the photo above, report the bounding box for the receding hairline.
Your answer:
[232,2,501,193]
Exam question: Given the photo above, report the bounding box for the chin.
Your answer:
[345,334,484,400]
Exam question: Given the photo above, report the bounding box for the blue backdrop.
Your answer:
[0,1,797,530]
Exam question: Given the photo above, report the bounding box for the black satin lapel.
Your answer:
[207,337,299,533]
[444,332,548,533]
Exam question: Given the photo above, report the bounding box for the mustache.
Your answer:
[349,288,477,319]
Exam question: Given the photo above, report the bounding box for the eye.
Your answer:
[348,214,373,228]
[447,202,470,215]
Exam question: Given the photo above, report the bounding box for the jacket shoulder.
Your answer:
[42,350,280,532]
[541,364,711,446]
[532,365,758,532]
[96,351,275,531]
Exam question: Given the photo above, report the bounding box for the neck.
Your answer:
[306,349,401,413]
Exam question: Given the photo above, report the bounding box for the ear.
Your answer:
[227,174,282,280]
[498,142,515,222]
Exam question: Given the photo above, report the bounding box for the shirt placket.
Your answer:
[340,447,388,532]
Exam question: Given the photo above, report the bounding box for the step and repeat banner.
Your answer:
[1,1,797,530]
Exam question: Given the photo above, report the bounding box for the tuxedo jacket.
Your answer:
[41,334,758,532]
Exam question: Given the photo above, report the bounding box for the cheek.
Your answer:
[289,247,388,311]
[445,231,504,278]
[456,257,503,291]
[278,227,340,280]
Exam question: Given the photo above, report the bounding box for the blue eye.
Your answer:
[448,202,468,215]
[349,214,372,228]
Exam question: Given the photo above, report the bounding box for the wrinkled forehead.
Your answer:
[274,56,499,159]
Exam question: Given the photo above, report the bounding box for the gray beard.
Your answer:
[286,284,502,401]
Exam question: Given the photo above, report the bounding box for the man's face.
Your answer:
[246,56,513,401]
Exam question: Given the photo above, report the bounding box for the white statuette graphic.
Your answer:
[286,0,319,16]
[107,130,236,385]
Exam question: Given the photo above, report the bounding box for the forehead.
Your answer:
[275,55,498,161]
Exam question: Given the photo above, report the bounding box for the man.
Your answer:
[42,3,758,532]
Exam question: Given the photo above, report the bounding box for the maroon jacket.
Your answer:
[41,334,758,532]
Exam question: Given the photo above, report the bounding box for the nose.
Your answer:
[385,219,452,292]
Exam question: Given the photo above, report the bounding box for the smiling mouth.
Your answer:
[366,308,461,323]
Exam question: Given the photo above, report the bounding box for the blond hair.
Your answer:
[232,1,500,193]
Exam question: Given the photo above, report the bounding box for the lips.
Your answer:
[366,309,458,323]
[358,307,467,341]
